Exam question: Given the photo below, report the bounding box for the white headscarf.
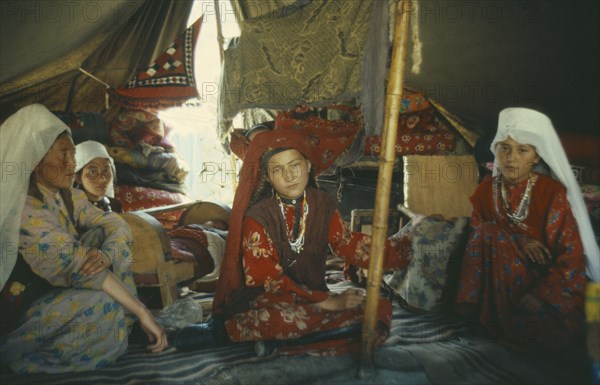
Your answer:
[491,107,599,282]
[0,104,72,290]
[75,140,116,198]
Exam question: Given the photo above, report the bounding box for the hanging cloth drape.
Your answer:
[233,0,309,20]
[219,0,374,139]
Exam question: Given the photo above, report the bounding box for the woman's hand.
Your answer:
[517,293,544,314]
[138,309,168,353]
[80,248,111,276]
[100,273,168,353]
[314,288,366,311]
[516,236,550,264]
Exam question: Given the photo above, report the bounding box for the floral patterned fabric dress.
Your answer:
[224,188,409,355]
[455,173,587,348]
[0,186,136,373]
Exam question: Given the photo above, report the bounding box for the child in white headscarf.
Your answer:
[73,141,227,289]
[455,107,597,350]
[74,140,122,212]
[0,105,167,373]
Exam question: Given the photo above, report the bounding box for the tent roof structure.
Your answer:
[1,0,598,136]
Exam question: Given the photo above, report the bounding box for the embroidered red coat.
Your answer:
[455,173,587,348]
[224,188,409,355]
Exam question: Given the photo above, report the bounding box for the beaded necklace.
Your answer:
[276,191,308,254]
[493,173,537,224]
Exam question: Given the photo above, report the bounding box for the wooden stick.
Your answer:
[358,0,411,374]
[78,67,110,88]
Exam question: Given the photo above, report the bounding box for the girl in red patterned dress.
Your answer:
[175,129,409,356]
[455,107,599,350]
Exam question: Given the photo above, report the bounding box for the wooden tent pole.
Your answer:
[358,0,411,374]
[214,0,226,62]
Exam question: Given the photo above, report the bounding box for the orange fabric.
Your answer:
[274,105,362,171]
[230,105,361,172]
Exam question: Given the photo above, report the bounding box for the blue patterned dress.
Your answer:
[0,186,136,373]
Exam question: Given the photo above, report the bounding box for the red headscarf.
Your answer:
[212,129,318,317]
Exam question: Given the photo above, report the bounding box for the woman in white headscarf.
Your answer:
[455,107,597,351]
[74,140,122,213]
[0,105,167,373]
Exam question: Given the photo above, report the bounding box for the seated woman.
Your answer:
[175,129,410,356]
[74,140,226,288]
[455,107,599,350]
[0,105,167,373]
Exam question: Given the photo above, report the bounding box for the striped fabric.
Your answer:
[1,276,587,385]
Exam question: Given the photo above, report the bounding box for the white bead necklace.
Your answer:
[494,174,537,224]
[277,191,308,254]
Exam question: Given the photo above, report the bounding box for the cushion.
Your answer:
[115,184,190,229]
[384,215,469,312]
[363,92,458,157]
[109,108,164,148]
[363,107,457,156]
[364,131,457,157]
[571,165,600,185]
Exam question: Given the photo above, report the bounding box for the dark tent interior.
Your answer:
[1,1,599,384]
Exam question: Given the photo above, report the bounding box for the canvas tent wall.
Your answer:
[402,0,599,137]
[1,0,598,142]
[0,0,194,123]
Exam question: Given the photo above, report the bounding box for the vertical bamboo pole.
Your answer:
[215,0,239,194]
[358,0,411,373]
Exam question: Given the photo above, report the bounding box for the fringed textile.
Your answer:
[110,17,202,109]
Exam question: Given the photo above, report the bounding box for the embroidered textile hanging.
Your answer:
[110,17,202,109]
[219,0,373,139]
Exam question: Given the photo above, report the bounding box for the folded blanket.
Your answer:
[108,146,189,182]
[169,225,227,282]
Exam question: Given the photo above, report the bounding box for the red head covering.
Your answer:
[212,129,318,316]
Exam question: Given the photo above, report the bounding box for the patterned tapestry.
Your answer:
[110,17,202,109]
[219,0,373,138]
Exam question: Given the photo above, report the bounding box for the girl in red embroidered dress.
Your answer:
[211,129,409,356]
[455,108,598,350]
